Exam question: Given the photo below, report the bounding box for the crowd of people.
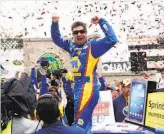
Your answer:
[1,10,164,134]
[1,62,84,134]
[2,64,164,133]
[1,15,118,134]
[0,58,128,133]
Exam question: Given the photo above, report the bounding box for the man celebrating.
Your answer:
[51,15,117,134]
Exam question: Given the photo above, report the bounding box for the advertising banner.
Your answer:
[145,92,164,129]
[92,90,115,128]
[102,62,131,73]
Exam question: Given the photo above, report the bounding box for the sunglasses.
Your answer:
[72,30,86,35]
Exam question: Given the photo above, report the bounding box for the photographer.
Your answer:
[1,74,41,134]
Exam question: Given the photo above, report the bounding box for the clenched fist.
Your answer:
[52,16,60,23]
[91,16,101,25]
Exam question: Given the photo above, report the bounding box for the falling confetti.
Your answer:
[41,11,46,15]
[0,0,163,74]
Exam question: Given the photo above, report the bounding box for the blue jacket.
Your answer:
[30,67,49,96]
[62,77,74,99]
[30,68,38,91]
[51,18,117,58]
[40,75,49,96]
[51,18,117,133]
[51,18,117,82]
[113,93,128,122]
[36,120,85,134]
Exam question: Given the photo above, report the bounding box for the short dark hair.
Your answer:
[36,94,60,124]
[71,21,87,32]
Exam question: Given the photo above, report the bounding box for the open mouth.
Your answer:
[77,38,83,41]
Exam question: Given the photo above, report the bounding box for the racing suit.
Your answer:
[51,18,117,134]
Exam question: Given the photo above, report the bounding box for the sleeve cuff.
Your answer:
[98,18,104,24]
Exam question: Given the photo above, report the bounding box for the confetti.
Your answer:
[0,0,163,74]
[41,11,46,15]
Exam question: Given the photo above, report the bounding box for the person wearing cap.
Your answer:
[113,78,131,122]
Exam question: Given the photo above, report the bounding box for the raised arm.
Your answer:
[51,16,71,53]
[97,73,107,91]
[91,17,118,58]
[30,67,38,91]
[40,75,49,96]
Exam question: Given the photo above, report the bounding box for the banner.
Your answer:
[92,90,115,129]
[102,62,131,73]
[38,53,63,73]
[145,92,164,129]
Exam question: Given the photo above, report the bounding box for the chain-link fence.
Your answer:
[0,38,23,49]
